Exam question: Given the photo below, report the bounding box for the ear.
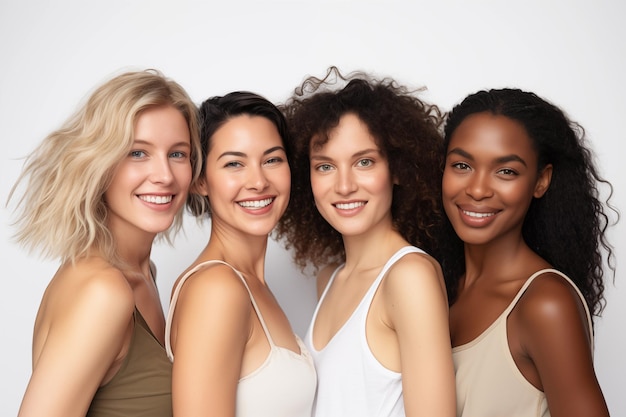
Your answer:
[533,164,553,198]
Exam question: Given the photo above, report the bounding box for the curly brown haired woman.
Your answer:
[276,67,455,417]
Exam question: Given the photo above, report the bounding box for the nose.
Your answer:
[465,171,493,200]
[246,165,269,191]
[151,155,174,184]
[334,167,357,196]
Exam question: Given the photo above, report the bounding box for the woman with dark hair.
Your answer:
[165,92,316,417]
[440,88,615,416]
[277,67,455,417]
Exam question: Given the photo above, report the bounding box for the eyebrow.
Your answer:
[447,147,527,166]
[310,148,380,161]
[217,145,286,160]
[133,139,191,149]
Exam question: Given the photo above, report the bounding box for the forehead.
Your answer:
[448,112,536,158]
[311,113,379,153]
[210,115,282,150]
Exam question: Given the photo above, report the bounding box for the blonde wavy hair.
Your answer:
[8,69,201,265]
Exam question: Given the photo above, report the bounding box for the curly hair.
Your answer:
[275,66,445,271]
[8,69,201,266]
[439,88,617,317]
[187,91,291,218]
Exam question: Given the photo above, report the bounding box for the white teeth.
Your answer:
[335,202,365,210]
[463,210,495,218]
[238,198,273,209]
[139,195,173,204]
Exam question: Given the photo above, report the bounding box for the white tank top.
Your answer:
[452,269,593,417]
[165,260,316,417]
[305,246,426,417]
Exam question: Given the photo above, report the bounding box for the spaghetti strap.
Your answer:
[165,260,275,361]
[307,246,427,353]
[503,268,594,351]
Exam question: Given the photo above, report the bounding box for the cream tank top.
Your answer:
[165,260,316,417]
[452,269,594,417]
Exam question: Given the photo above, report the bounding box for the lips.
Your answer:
[138,195,173,204]
[237,197,274,209]
[334,201,366,210]
[461,209,496,218]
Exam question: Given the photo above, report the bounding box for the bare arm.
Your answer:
[18,268,134,417]
[384,254,456,417]
[170,265,251,417]
[515,274,609,417]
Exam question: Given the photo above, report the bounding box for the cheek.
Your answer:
[173,163,193,187]
[108,165,140,193]
[363,170,393,196]
[274,166,291,194]
[309,173,326,200]
[441,170,459,200]
[205,174,235,202]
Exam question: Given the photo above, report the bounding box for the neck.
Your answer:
[111,228,155,276]
[462,233,537,286]
[200,225,270,283]
[341,220,407,274]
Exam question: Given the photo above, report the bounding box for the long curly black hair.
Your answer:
[439,88,618,318]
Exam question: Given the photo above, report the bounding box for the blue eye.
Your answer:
[129,150,146,158]
[170,151,187,159]
[357,159,373,167]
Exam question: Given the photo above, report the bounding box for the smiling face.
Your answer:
[442,112,552,247]
[309,113,394,238]
[105,105,192,239]
[200,114,290,238]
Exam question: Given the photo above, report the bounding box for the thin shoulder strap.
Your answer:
[378,246,426,278]
[504,268,594,351]
[363,246,427,301]
[165,260,274,361]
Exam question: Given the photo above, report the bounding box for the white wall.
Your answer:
[1,0,623,415]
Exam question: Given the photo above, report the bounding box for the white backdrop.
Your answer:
[1,1,624,415]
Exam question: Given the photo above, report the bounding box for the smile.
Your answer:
[334,202,366,210]
[238,198,274,209]
[139,195,173,204]
[462,209,496,218]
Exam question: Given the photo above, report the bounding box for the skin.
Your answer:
[169,115,301,417]
[309,113,456,417]
[17,105,193,417]
[443,112,609,417]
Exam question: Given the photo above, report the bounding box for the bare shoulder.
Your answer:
[174,262,251,313]
[384,251,445,290]
[518,272,587,319]
[33,258,135,368]
[514,271,590,337]
[49,258,134,316]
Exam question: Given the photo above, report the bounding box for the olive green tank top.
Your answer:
[86,308,172,417]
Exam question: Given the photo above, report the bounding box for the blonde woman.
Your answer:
[9,70,201,417]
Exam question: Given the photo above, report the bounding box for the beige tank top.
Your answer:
[165,260,316,417]
[452,269,593,417]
